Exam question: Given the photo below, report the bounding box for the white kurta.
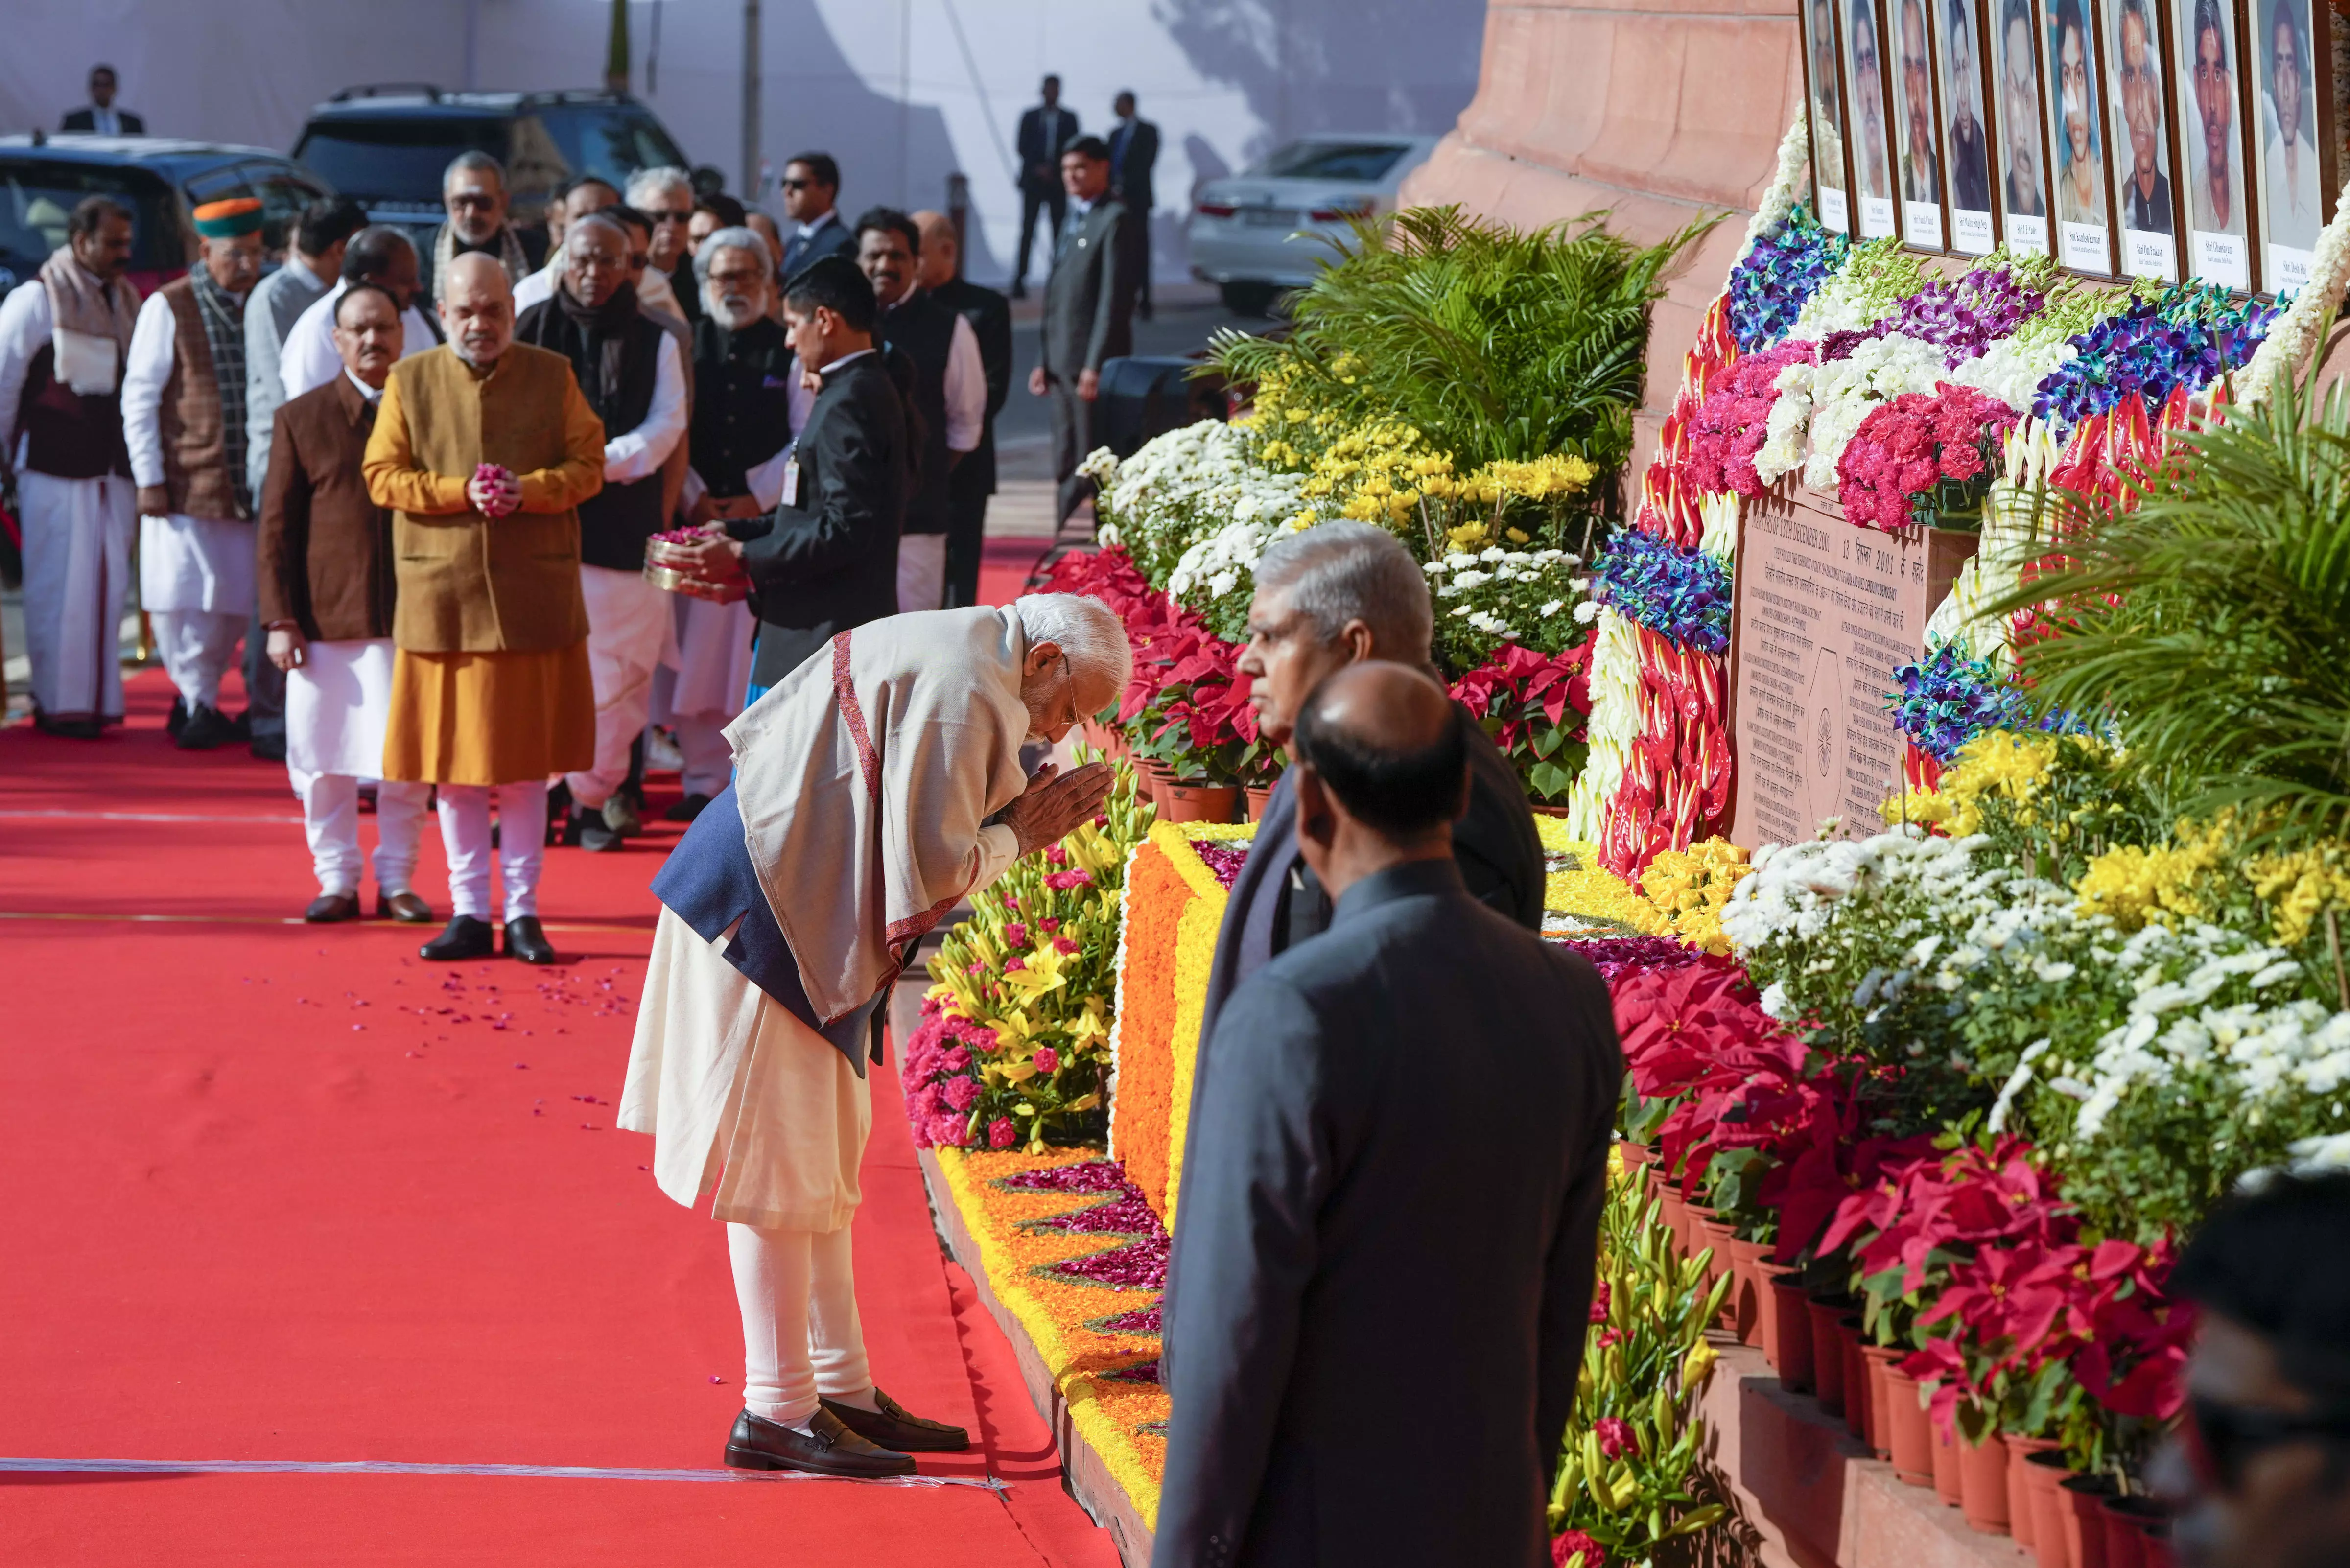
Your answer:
[0,280,137,722]
[621,908,875,1231]
[121,290,256,616]
[278,281,437,401]
[286,637,397,777]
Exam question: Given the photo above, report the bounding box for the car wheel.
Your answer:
[1220,281,1283,318]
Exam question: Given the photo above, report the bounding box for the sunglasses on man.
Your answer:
[2184,1396,2350,1491]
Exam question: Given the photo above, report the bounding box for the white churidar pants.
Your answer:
[150,610,246,710]
[565,564,675,809]
[655,593,755,799]
[435,782,549,922]
[895,534,946,614]
[141,510,255,711]
[19,470,134,722]
[292,771,429,897]
[726,1221,872,1426]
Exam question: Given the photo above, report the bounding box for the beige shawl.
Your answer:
[727,606,1034,1024]
[38,246,139,395]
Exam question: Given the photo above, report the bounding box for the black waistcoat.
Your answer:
[876,288,954,536]
[689,315,794,496]
[515,294,666,570]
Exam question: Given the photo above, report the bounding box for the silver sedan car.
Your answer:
[1187,134,1439,314]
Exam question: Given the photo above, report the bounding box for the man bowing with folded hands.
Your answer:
[622,593,1130,1477]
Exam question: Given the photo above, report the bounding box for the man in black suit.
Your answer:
[1107,92,1160,321]
[673,256,905,697]
[913,210,1011,608]
[1156,658,1621,1568]
[1028,136,1134,525]
[1195,520,1545,1049]
[779,153,855,280]
[61,65,144,135]
[1011,76,1079,300]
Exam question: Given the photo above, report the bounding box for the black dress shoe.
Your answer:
[578,814,623,853]
[377,890,436,924]
[34,712,103,739]
[421,915,495,961]
[248,732,287,763]
[724,1407,915,1478]
[664,792,713,823]
[818,1387,970,1453]
[304,891,361,923]
[165,696,188,739]
[503,916,559,965]
[176,703,235,751]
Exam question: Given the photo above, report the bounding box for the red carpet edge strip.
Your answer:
[0,1457,1010,1491]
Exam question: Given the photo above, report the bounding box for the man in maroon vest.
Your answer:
[121,196,266,749]
[0,196,139,737]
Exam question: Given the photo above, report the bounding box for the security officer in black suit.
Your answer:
[1107,92,1161,320]
[1011,76,1079,299]
[61,65,144,134]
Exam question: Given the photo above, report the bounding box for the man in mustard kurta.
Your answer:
[363,253,604,965]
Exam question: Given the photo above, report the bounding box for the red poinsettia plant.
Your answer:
[1835,382,2021,532]
[1451,639,1594,801]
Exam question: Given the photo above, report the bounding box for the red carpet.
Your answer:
[0,670,1122,1567]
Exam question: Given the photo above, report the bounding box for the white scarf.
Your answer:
[726,607,1034,1024]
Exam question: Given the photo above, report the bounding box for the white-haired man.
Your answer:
[625,165,701,325]
[622,593,1128,1476]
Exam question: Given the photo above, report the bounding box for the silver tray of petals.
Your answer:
[644,532,749,603]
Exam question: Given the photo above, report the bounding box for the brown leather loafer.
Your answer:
[376,889,435,924]
[818,1387,971,1453]
[724,1406,916,1477]
[304,891,361,923]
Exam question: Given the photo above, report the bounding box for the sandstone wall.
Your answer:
[1398,0,1805,437]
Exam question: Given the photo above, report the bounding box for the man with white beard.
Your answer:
[658,226,793,821]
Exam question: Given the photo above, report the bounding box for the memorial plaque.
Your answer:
[1728,492,1975,847]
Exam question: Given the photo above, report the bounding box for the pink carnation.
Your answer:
[1054,936,1080,955]
[1588,1281,1611,1323]
[1552,1530,1607,1568]
[1004,923,1028,948]
[1593,1417,1638,1459]
[988,1118,1019,1149]
[928,1114,974,1148]
[1685,339,1814,498]
[1044,869,1093,890]
[941,1076,981,1112]
[1045,844,1068,865]
[1005,956,1027,973]
[939,1045,971,1075]
[1032,1047,1059,1076]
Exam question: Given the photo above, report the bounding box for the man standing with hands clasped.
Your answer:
[1031,135,1136,526]
[1155,660,1622,1568]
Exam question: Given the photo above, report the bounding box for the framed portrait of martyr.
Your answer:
[2251,0,2336,291]
[1890,0,1949,247]
[2174,0,2255,289]
[2110,0,2183,281]
[1803,0,1855,232]
[1993,0,2056,254]
[1937,0,2000,252]
[2047,0,2118,272]
[1847,0,1903,238]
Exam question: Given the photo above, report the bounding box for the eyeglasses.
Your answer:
[2184,1396,2350,1491]
[449,193,500,210]
[779,178,812,190]
[652,210,691,225]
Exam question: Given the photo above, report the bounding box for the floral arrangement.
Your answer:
[1424,545,1587,666]
[2030,283,2279,427]
[1726,204,1846,352]
[1834,383,2021,531]
[1684,339,1815,498]
[1886,639,2037,764]
[1633,839,1753,954]
[1584,531,1733,655]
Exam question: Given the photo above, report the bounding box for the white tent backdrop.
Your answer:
[0,0,1482,285]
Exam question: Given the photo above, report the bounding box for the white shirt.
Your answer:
[940,311,984,454]
[795,210,840,243]
[85,105,123,136]
[280,280,436,402]
[0,279,57,467]
[513,265,555,314]
[601,331,689,483]
[345,368,382,405]
[123,286,253,493]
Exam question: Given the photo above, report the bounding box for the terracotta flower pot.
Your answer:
[1163,782,1240,823]
[2007,1435,2061,1552]
[1930,1408,1963,1506]
[2099,1496,2158,1568]
[1655,1185,1688,1251]
[2024,1449,2077,1568]
[2060,1474,2115,1568]
[1725,1237,1767,1345]
[1837,1316,1871,1446]
[1616,1140,1655,1170]
[1768,1274,1814,1393]
[1860,1344,1904,1464]
[1245,783,1274,821]
[1959,1430,2011,1534]
[1875,1358,1933,1485]
[1804,1296,1848,1416]
[1136,760,1174,813]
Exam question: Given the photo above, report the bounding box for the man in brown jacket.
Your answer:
[258,283,435,928]
[363,253,604,965]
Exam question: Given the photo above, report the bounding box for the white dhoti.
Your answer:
[565,564,676,809]
[619,906,876,1232]
[286,637,428,896]
[655,593,756,798]
[141,512,255,711]
[19,470,135,723]
[895,534,947,614]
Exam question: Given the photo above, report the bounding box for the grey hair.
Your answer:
[443,150,506,188]
[1252,521,1434,663]
[1013,592,1131,701]
[564,210,629,251]
[693,226,771,285]
[624,165,694,209]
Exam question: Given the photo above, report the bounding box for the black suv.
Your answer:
[292,87,715,236]
[0,135,330,299]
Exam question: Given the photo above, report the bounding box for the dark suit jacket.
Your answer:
[1041,199,1136,378]
[728,351,906,689]
[61,107,144,134]
[1016,105,1080,191]
[1109,117,1160,214]
[932,275,1012,498]
[1155,857,1622,1568]
[256,374,395,643]
[1196,701,1545,1048]
[781,213,857,281]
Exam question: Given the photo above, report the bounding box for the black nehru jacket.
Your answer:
[515,287,668,569]
[726,350,907,688]
[689,314,794,494]
[875,287,957,537]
